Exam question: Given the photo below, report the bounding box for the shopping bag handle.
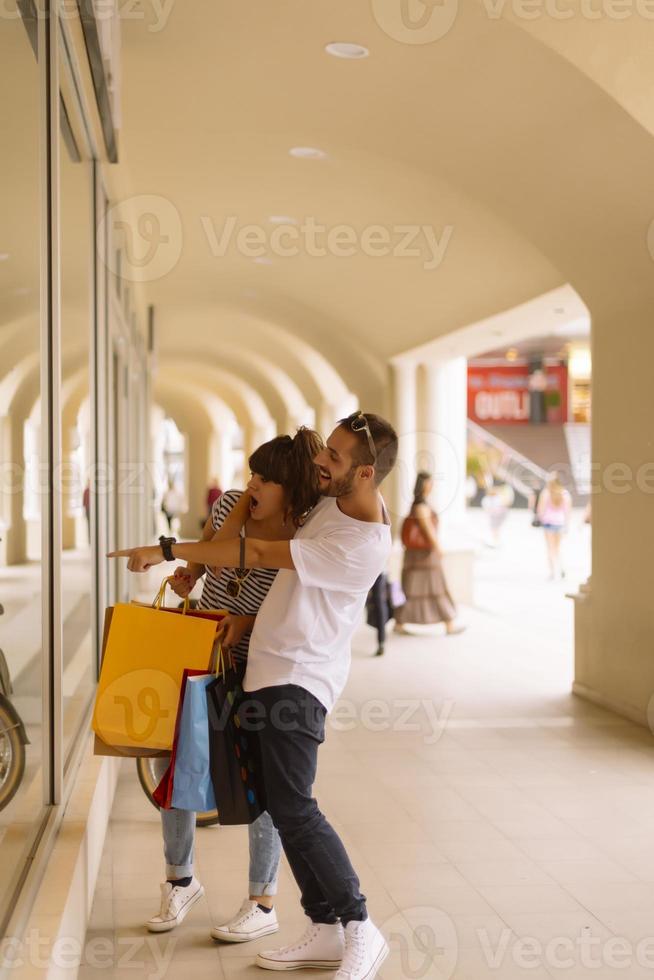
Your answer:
[214,641,225,677]
[152,576,190,615]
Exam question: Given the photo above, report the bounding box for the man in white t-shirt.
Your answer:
[109,412,398,980]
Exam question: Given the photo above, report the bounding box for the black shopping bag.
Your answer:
[206,668,267,825]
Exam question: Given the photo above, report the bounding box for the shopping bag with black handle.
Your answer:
[206,665,267,825]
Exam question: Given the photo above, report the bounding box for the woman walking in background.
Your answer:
[537,470,572,579]
[395,472,465,637]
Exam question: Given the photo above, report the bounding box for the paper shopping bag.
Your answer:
[92,602,218,751]
[153,667,208,808]
[93,607,169,758]
[206,668,267,825]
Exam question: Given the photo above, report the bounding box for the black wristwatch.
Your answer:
[158,535,177,561]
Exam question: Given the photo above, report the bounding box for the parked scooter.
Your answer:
[0,600,30,811]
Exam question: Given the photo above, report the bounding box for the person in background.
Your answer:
[161,476,183,533]
[394,472,465,637]
[537,470,572,579]
[82,483,91,543]
[481,481,514,547]
[206,478,223,520]
[367,573,390,656]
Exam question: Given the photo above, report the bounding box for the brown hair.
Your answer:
[338,412,399,485]
[248,427,324,526]
[547,473,565,509]
[413,471,431,507]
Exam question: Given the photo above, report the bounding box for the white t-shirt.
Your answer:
[243,496,392,712]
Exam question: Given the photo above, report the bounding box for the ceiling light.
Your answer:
[289,146,327,160]
[269,215,298,225]
[505,347,519,362]
[253,257,273,266]
[325,42,370,59]
[568,346,592,380]
[0,253,9,261]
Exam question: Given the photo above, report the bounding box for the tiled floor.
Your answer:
[80,513,654,978]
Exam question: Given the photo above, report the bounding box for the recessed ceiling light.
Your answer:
[506,347,519,362]
[269,215,298,225]
[0,253,9,261]
[253,257,273,266]
[554,307,565,315]
[289,146,327,160]
[325,42,370,60]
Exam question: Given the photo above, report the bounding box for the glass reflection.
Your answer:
[0,0,44,924]
[59,75,94,759]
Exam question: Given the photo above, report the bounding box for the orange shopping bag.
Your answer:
[92,582,222,752]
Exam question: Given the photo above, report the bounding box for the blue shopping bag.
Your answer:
[170,673,217,812]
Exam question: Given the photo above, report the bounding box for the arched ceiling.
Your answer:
[75,4,654,397]
[156,348,309,431]
[155,360,273,433]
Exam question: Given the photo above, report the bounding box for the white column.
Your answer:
[209,425,235,491]
[390,360,418,525]
[418,357,467,526]
[318,401,340,439]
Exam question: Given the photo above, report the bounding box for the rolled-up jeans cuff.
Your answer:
[166,863,194,880]
[249,879,278,897]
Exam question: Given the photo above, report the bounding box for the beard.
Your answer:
[322,464,358,498]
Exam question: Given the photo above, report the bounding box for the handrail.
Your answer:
[467,419,549,496]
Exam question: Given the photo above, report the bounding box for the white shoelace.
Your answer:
[340,926,367,973]
[232,902,259,927]
[279,923,320,954]
[160,882,191,919]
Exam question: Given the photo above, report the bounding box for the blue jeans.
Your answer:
[154,758,282,895]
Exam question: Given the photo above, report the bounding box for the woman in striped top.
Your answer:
[147,428,324,941]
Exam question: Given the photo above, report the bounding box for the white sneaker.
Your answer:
[211,899,279,943]
[335,919,389,980]
[256,921,344,970]
[146,878,204,932]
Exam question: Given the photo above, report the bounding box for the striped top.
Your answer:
[198,490,278,663]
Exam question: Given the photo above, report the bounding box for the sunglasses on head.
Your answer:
[350,413,377,463]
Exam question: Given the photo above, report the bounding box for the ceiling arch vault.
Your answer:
[112,0,654,402]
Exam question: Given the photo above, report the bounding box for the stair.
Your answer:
[483,423,589,505]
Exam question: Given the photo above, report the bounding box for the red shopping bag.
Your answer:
[153,667,207,809]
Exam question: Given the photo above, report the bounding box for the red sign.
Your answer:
[468,364,568,425]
